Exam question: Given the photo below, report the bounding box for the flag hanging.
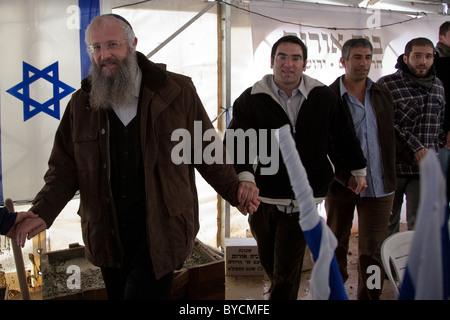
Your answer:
[398,152,450,300]
[276,124,347,300]
[0,0,100,204]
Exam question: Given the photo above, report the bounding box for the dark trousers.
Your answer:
[248,202,306,300]
[390,177,420,234]
[325,193,393,300]
[100,245,173,300]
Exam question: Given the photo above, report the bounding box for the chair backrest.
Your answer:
[381,230,414,298]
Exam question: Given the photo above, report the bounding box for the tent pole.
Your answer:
[217,0,231,250]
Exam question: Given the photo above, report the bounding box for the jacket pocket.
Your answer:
[158,162,194,216]
[158,161,196,248]
[73,130,101,171]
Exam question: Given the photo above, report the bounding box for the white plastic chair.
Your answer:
[381,230,414,298]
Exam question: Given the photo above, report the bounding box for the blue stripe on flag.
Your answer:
[398,267,414,300]
[398,153,450,300]
[303,222,347,300]
[79,0,100,80]
[276,124,347,300]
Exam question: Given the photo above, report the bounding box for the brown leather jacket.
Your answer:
[31,52,240,278]
[328,77,396,198]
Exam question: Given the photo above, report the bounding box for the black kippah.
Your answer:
[105,14,133,29]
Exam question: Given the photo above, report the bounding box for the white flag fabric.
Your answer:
[276,124,347,300]
[399,152,450,300]
[0,0,100,203]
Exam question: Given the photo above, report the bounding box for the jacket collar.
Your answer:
[330,75,384,97]
[251,74,324,100]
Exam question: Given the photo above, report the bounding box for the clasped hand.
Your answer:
[8,182,261,247]
[6,211,47,248]
[347,175,368,195]
[236,181,262,216]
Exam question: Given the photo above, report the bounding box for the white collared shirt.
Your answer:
[268,75,307,128]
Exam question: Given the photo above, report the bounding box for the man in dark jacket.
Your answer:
[435,21,450,201]
[12,14,260,300]
[326,38,396,300]
[226,35,367,299]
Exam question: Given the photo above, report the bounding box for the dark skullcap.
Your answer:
[104,14,133,30]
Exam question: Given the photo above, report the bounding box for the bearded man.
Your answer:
[377,37,446,234]
[11,14,260,300]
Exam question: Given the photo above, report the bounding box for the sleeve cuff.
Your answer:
[351,167,367,177]
[238,171,256,184]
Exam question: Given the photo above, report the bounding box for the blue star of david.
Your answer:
[7,61,75,121]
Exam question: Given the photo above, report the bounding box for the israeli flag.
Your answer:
[0,0,100,203]
[398,152,450,300]
[276,124,347,300]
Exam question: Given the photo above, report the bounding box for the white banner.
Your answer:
[250,1,449,85]
[0,0,100,202]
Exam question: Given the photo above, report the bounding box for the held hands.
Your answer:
[236,181,262,216]
[6,211,47,247]
[5,211,38,238]
[347,175,368,195]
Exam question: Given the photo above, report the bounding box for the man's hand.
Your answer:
[347,175,367,195]
[236,181,262,215]
[11,212,47,247]
[5,211,39,238]
[414,148,428,164]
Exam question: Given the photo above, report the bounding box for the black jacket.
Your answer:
[227,74,366,199]
[435,53,450,133]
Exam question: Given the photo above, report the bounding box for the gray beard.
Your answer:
[89,53,138,110]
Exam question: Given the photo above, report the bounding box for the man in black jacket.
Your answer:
[435,21,450,201]
[326,38,396,300]
[226,35,367,299]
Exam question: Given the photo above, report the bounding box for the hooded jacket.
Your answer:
[30,52,240,279]
[227,74,366,200]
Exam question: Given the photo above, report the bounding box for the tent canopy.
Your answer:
[111,0,449,15]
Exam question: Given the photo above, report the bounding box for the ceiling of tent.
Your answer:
[283,0,449,14]
[111,0,449,15]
